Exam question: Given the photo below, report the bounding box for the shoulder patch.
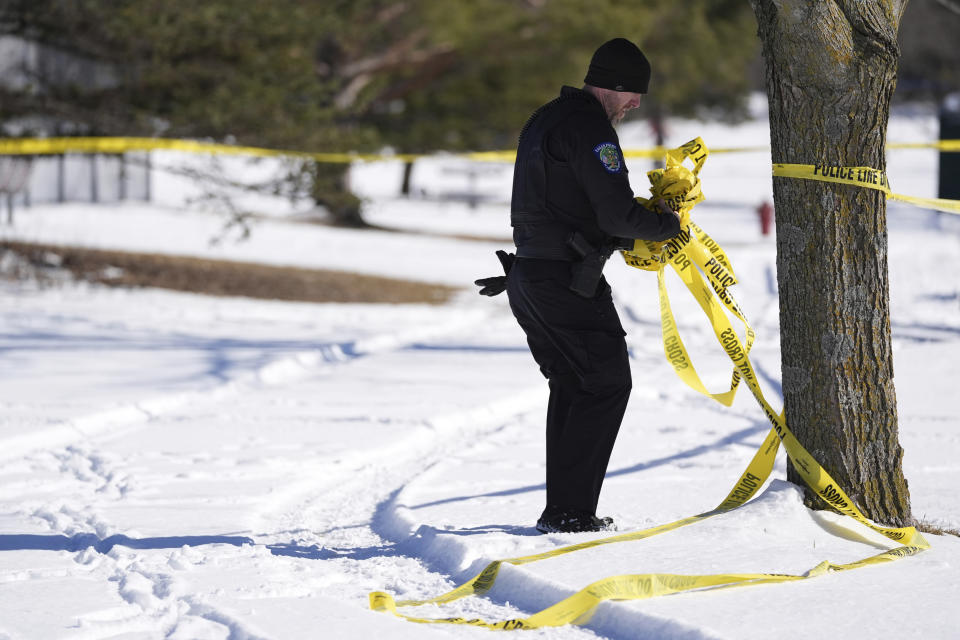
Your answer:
[593,142,623,173]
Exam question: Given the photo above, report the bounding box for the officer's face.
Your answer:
[605,91,644,124]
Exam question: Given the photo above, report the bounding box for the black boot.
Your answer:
[535,505,616,534]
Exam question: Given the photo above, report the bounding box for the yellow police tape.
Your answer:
[1,136,958,164]
[0,136,422,163]
[888,139,960,151]
[773,162,960,215]
[368,139,931,630]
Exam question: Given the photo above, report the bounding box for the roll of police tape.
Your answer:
[773,163,960,215]
[624,138,708,271]
[369,139,929,630]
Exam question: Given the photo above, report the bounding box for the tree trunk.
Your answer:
[400,160,415,197]
[312,161,368,228]
[750,0,913,526]
[649,101,667,170]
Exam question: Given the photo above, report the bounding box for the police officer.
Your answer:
[476,38,681,533]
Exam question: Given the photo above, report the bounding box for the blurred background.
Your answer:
[0,0,957,241]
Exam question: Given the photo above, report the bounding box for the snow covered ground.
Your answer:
[1,105,959,639]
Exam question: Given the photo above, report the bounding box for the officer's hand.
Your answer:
[474,276,507,296]
[495,249,515,274]
[655,198,680,221]
[474,250,516,297]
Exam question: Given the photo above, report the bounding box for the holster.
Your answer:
[566,232,630,297]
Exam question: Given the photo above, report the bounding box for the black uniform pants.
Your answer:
[506,257,632,514]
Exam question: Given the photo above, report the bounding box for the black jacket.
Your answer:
[511,86,679,256]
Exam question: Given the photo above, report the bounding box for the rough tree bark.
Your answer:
[750,0,913,526]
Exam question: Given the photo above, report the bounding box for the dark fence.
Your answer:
[0,152,151,224]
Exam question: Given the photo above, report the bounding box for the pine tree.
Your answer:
[1,1,761,224]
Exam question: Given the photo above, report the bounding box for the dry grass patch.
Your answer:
[1,241,460,304]
[917,520,960,538]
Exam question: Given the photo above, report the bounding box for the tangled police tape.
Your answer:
[367,138,934,630]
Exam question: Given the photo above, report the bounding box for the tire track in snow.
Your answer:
[6,310,550,638]
[246,385,651,639]
[0,309,494,463]
[8,444,262,639]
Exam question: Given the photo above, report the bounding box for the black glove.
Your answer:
[474,250,515,296]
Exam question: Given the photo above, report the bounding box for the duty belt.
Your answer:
[515,245,577,261]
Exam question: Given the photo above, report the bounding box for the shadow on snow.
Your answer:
[406,423,770,512]
[0,532,254,554]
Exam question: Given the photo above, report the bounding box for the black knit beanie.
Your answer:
[583,38,651,94]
